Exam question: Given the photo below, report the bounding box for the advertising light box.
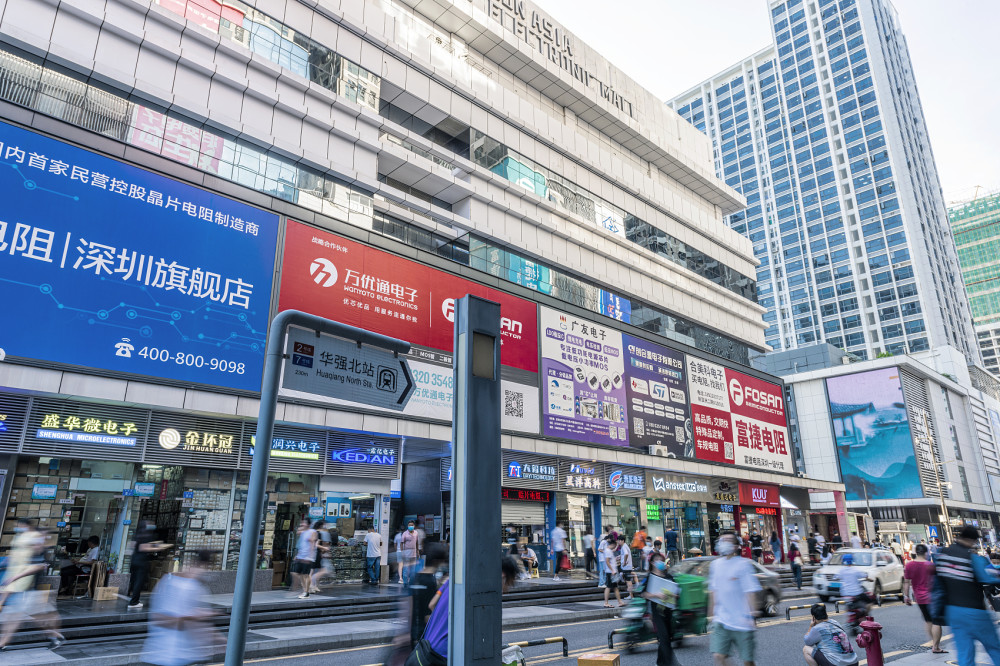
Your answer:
[0,121,279,391]
[278,221,539,433]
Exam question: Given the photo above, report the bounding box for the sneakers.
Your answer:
[310,587,320,594]
[127,602,143,609]
[552,576,561,581]
[50,636,66,649]
[297,594,310,599]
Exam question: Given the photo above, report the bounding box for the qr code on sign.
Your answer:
[504,389,524,419]
[633,417,645,437]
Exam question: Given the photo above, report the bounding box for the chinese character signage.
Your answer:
[501,488,552,503]
[158,427,234,454]
[709,478,740,504]
[606,467,645,496]
[561,461,604,492]
[623,334,690,456]
[278,221,539,433]
[36,412,140,447]
[327,438,400,479]
[0,121,279,391]
[739,481,780,508]
[249,435,322,461]
[541,307,627,447]
[507,460,557,482]
[31,483,58,500]
[687,359,792,473]
[645,471,712,502]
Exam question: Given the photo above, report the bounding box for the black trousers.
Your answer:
[129,561,150,605]
[59,565,84,593]
[650,606,675,666]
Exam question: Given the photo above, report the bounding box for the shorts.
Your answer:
[292,560,313,575]
[917,602,932,623]
[812,646,836,666]
[710,624,756,662]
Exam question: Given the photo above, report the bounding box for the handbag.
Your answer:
[793,555,803,566]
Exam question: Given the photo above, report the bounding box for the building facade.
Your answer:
[668,0,976,363]
[950,192,1000,378]
[0,0,844,586]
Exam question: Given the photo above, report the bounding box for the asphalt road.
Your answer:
[219,600,946,665]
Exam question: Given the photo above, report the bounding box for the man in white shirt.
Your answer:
[551,522,568,581]
[602,533,624,608]
[618,534,636,599]
[582,531,597,580]
[850,532,863,550]
[364,526,382,587]
[708,533,762,666]
[890,538,904,564]
[815,532,826,549]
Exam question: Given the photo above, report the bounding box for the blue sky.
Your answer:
[533,0,999,204]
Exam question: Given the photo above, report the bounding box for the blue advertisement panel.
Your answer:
[0,121,279,391]
[622,334,690,457]
[826,367,922,500]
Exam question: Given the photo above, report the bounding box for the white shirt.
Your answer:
[81,545,100,572]
[890,541,903,555]
[837,567,868,597]
[708,555,762,632]
[364,532,382,558]
[815,534,826,547]
[602,543,619,574]
[620,545,634,571]
[583,534,594,551]
[551,526,567,552]
[850,535,862,549]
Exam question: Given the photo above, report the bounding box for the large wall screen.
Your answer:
[826,367,923,500]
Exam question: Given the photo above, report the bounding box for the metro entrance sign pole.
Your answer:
[224,310,411,666]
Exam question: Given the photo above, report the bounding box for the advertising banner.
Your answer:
[278,221,540,433]
[0,120,279,391]
[644,471,712,502]
[687,359,792,473]
[738,481,781,508]
[540,307,628,447]
[623,334,690,457]
[826,367,922,500]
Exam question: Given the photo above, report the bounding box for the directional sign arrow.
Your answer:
[398,359,413,406]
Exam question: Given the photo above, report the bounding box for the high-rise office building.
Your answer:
[668,0,976,362]
[951,192,1000,377]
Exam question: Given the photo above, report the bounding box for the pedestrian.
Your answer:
[902,544,944,654]
[405,542,445,651]
[642,551,676,666]
[292,517,317,599]
[141,550,220,666]
[583,529,597,580]
[550,521,568,581]
[597,526,612,588]
[0,521,66,651]
[310,520,334,593]
[903,539,913,562]
[831,532,843,551]
[641,537,654,571]
[821,544,833,566]
[934,525,1000,665]
[890,538,904,564]
[930,537,940,556]
[749,531,762,561]
[708,532,762,666]
[664,524,680,565]
[128,520,171,609]
[769,530,782,567]
[789,540,804,590]
[652,539,664,564]
[618,534,636,599]
[602,532,624,608]
[365,525,382,587]
[815,531,827,550]
[393,526,404,583]
[802,603,859,666]
[518,543,538,579]
[807,533,819,565]
[632,525,648,551]
[400,521,421,585]
[849,532,862,550]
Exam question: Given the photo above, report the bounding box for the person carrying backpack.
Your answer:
[802,603,859,666]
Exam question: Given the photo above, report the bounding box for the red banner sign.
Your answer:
[739,481,780,507]
[278,221,538,372]
[502,488,552,503]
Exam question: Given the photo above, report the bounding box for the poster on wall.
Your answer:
[540,307,628,447]
[622,334,690,457]
[826,367,922,500]
[278,221,540,433]
[0,120,280,392]
[687,358,792,473]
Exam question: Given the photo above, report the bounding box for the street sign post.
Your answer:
[224,310,410,666]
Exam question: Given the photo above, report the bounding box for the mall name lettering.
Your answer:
[40,413,137,436]
[488,0,635,118]
[651,476,708,494]
[713,491,739,503]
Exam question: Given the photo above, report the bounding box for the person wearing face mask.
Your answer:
[400,521,421,585]
[708,532,762,666]
[642,551,677,666]
[128,520,172,609]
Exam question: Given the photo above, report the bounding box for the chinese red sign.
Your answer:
[278,220,538,372]
[687,359,792,473]
[739,481,780,507]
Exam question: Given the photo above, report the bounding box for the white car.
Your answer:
[812,549,904,602]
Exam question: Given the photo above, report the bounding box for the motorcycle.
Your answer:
[844,593,874,636]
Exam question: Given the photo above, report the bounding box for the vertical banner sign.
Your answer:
[0,121,279,391]
[622,334,691,457]
[687,359,792,473]
[540,307,628,447]
[278,221,539,433]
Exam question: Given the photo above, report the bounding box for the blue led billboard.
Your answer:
[0,121,278,391]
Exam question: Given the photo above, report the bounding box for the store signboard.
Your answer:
[34,411,140,448]
[327,437,401,479]
[249,435,323,461]
[157,427,234,455]
[278,221,539,433]
[623,334,690,456]
[645,471,712,502]
[739,481,781,508]
[687,359,791,473]
[709,478,740,504]
[561,460,605,492]
[0,120,279,391]
[501,452,559,491]
[605,466,645,497]
[540,307,628,447]
[31,483,57,500]
[506,460,557,483]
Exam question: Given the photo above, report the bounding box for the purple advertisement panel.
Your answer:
[540,307,628,446]
[623,334,691,457]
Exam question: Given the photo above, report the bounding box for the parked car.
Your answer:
[669,556,782,616]
[812,548,904,602]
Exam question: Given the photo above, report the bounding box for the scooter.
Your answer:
[845,594,874,636]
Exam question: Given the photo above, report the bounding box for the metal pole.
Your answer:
[224,310,409,666]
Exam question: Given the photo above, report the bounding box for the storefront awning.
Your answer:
[780,496,798,510]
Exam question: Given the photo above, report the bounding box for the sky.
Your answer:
[532,0,999,204]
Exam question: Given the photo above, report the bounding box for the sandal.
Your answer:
[932,649,948,654]
[603,604,613,608]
